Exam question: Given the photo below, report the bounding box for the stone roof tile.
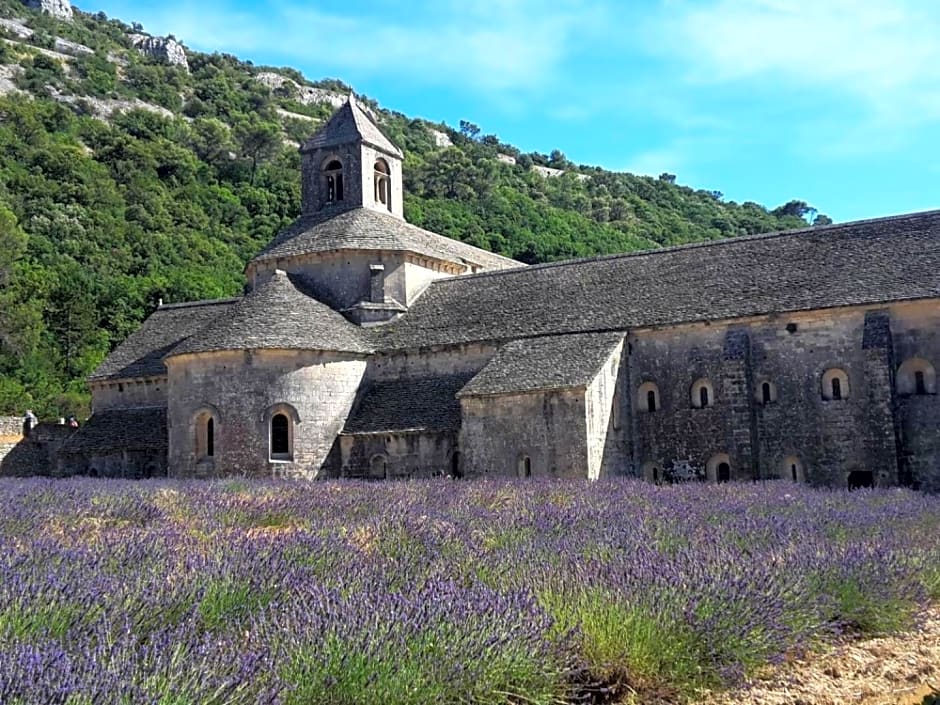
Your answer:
[300,96,403,158]
[89,299,238,381]
[169,271,372,357]
[58,408,167,455]
[376,210,940,351]
[253,206,522,271]
[458,332,624,397]
[342,373,473,434]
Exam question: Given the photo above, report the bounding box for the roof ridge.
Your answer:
[429,208,940,287]
[252,206,523,268]
[158,297,241,310]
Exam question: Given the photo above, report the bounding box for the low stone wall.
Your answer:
[0,417,75,477]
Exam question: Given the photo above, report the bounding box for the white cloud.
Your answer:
[144,0,611,94]
[653,0,940,122]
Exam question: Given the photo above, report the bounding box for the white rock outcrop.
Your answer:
[129,34,189,71]
[255,72,345,108]
[24,0,72,21]
[0,17,33,38]
[429,128,452,148]
[530,165,566,178]
[496,153,516,165]
[0,65,22,96]
[54,37,93,56]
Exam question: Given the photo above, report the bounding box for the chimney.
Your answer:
[369,264,385,303]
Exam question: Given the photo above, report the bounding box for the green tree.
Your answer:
[235,119,281,185]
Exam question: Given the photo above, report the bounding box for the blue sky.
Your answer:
[82,0,939,222]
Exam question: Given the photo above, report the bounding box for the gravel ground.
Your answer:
[702,606,940,705]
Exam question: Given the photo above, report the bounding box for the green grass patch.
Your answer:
[541,588,706,696]
[198,578,273,633]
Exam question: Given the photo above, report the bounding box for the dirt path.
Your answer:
[701,606,940,705]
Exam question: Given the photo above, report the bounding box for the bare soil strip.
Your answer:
[701,606,940,705]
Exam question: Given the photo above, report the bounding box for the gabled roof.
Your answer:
[342,373,474,434]
[168,270,372,357]
[375,209,940,351]
[58,408,167,455]
[252,206,522,271]
[458,332,625,398]
[89,298,239,381]
[300,96,403,158]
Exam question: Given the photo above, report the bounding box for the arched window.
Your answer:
[323,159,343,204]
[706,453,732,482]
[374,159,391,211]
[782,455,804,482]
[517,455,532,478]
[897,358,936,396]
[758,380,777,405]
[370,454,388,479]
[637,382,660,413]
[641,460,663,483]
[691,379,715,409]
[718,463,730,482]
[194,410,217,461]
[821,368,850,401]
[270,413,291,460]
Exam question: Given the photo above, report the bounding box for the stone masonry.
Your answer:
[25,97,939,492]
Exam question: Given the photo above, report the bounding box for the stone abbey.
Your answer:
[8,98,940,490]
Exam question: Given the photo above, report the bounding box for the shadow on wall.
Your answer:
[0,419,75,477]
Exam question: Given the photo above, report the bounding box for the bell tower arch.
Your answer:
[299,96,404,218]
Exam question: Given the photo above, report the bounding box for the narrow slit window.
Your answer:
[831,377,842,401]
[647,390,657,412]
[206,417,214,458]
[762,382,772,404]
[271,413,290,456]
[915,370,927,395]
[699,386,710,408]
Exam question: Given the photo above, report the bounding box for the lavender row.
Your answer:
[0,478,936,703]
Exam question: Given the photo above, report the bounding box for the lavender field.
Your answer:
[0,478,937,704]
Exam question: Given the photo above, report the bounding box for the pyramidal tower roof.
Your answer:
[301,95,403,158]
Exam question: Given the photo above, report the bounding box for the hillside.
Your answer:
[0,0,822,417]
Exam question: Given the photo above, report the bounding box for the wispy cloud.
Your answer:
[142,0,611,94]
[653,0,940,123]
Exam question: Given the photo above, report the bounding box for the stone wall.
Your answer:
[251,250,458,310]
[166,348,367,479]
[585,340,626,479]
[0,418,74,476]
[91,376,167,411]
[891,301,940,492]
[0,417,25,474]
[369,343,497,381]
[627,300,940,489]
[459,389,590,478]
[300,143,402,218]
[337,431,457,479]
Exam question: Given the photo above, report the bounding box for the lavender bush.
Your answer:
[0,478,936,704]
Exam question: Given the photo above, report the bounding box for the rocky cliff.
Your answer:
[129,33,189,70]
[23,0,71,20]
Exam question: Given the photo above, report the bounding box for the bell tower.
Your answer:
[299,95,404,218]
